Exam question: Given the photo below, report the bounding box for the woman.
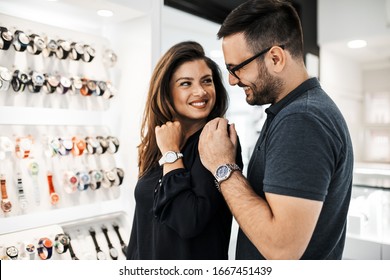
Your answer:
[127,41,243,260]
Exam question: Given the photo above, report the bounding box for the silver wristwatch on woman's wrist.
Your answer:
[159,151,183,166]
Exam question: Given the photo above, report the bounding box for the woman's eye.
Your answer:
[203,78,213,85]
[179,81,191,86]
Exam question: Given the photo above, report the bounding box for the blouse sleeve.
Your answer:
[153,139,243,239]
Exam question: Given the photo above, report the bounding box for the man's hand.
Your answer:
[199,118,237,174]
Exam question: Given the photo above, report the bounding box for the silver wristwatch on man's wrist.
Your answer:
[214,163,241,191]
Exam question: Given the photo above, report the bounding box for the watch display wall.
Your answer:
[0,2,143,261]
[0,213,129,260]
[0,124,123,218]
[0,13,118,111]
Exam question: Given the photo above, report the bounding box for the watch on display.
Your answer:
[96,81,107,96]
[96,136,109,153]
[70,76,82,94]
[28,161,41,205]
[37,237,53,260]
[82,44,96,63]
[58,138,73,156]
[79,78,89,96]
[28,70,45,93]
[54,233,71,254]
[56,39,71,59]
[1,174,12,213]
[85,136,102,154]
[214,163,241,191]
[89,228,107,260]
[0,26,14,50]
[47,172,60,205]
[102,48,118,68]
[0,136,14,160]
[89,169,103,190]
[113,167,124,186]
[71,136,86,156]
[43,73,60,94]
[27,34,46,55]
[59,76,72,94]
[70,42,84,61]
[102,225,119,260]
[16,172,28,210]
[158,151,183,166]
[86,80,97,96]
[106,136,120,154]
[15,136,33,159]
[65,233,79,260]
[102,81,116,99]
[5,245,18,260]
[113,223,127,255]
[25,243,36,260]
[11,70,31,93]
[76,171,91,191]
[43,39,58,57]
[12,30,29,52]
[102,169,118,188]
[0,67,12,91]
[63,170,78,194]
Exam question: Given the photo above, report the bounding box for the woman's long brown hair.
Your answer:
[137,41,229,178]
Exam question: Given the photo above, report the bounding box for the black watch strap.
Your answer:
[102,225,118,260]
[113,223,127,255]
[64,233,79,260]
[89,228,106,260]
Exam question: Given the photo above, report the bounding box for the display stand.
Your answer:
[0,0,161,260]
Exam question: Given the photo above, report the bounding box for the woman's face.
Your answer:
[169,59,216,127]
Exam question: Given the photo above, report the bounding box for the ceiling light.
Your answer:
[97,9,114,17]
[347,40,367,49]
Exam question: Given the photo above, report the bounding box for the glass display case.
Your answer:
[344,163,390,259]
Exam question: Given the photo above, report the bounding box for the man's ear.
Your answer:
[268,46,286,73]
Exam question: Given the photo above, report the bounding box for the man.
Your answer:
[199,0,353,259]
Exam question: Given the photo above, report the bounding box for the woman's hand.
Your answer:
[155,121,183,154]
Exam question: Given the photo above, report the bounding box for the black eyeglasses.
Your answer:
[226,45,285,79]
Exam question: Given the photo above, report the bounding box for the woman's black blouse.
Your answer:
[127,128,243,260]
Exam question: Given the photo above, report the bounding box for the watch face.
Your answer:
[61,77,72,88]
[1,199,12,212]
[60,235,71,246]
[109,248,119,259]
[60,40,71,51]
[72,77,82,89]
[93,170,103,181]
[2,30,13,41]
[19,72,30,84]
[18,32,29,45]
[48,75,60,87]
[87,80,97,91]
[29,162,39,175]
[6,246,18,258]
[97,250,107,260]
[36,37,46,49]
[216,165,230,180]
[47,40,57,51]
[20,138,32,150]
[25,243,36,253]
[75,43,84,54]
[34,73,45,86]
[165,151,178,163]
[50,192,60,204]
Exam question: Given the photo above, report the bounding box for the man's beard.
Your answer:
[246,62,283,106]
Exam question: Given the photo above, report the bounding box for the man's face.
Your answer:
[222,33,283,106]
